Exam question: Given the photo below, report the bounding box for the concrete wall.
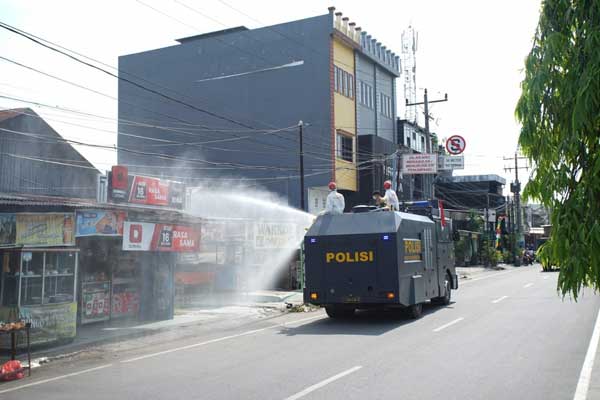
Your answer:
[118,15,332,209]
[356,53,376,135]
[332,36,357,192]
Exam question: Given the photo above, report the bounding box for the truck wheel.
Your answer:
[325,306,355,319]
[432,273,452,306]
[407,303,423,319]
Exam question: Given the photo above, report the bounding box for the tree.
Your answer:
[516,0,600,298]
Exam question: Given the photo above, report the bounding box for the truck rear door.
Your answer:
[320,235,380,304]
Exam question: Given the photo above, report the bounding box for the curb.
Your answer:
[28,306,293,361]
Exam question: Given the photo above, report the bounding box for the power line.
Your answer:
[0,20,269,131]
[0,94,336,161]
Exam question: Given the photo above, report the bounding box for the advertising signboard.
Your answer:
[0,213,16,246]
[254,222,298,249]
[402,154,438,174]
[16,213,75,247]
[122,221,200,252]
[75,210,127,237]
[108,166,184,209]
[0,303,78,346]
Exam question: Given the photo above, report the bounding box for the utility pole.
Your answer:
[406,89,448,198]
[504,152,528,265]
[298,120,305,211]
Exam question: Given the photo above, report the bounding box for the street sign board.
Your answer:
[446,135,466,155]
[402,154,438,174]
[438,155,465,170]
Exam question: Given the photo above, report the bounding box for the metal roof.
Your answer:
[438,174,506,185]
[0,193,201,221]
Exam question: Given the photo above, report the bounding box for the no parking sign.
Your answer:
[446,135,466,155]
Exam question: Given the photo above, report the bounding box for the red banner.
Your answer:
[122,221,200,252]
[128,176,170,206]
[151,224,199,252]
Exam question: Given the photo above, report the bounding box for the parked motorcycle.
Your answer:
[522,249,535,265]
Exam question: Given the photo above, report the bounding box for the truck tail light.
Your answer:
[386,292,395,300]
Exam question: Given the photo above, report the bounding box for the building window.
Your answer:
[359,81,374,108]
[336,132,354,162]
[380,93,392,118]
[334,65,354,99]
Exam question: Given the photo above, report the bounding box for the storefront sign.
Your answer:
[438,155,465,170]
[76,210,127,237]
[108,166,184,209]
[402,154,438,174]
[16,213,75,247]
[254,222,297,249]
[201,221,226,243]
[0,303,78,346]
[0,213,16,246]
[122,221,200,252]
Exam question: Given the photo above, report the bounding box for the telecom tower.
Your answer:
[401,26,418,123]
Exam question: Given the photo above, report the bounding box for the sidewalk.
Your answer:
[26,289,303,361]
[456,263,520,281]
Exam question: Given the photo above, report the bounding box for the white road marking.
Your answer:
[283,366,363,400]
[122,314,326,363]
[122,327,272,363]
[0,364,112,394]
[573,307,600,400]
[492,295,509,304]
[433,317,464,333]
[460,269,515,285]
[524,283,534,288]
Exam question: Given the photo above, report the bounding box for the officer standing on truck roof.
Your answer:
[323,182,345,215]
[383,180,400,211]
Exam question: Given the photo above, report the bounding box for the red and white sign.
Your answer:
[128,176,170,206]
[402,154,438,174]
[445,135,466,155]
[122,221,200,252]
[108,166,184,209]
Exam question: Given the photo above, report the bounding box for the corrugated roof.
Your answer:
[0,108,28,123]
[0,193,201,222]
[438,174,506,185]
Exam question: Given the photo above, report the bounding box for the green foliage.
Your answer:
[481,244,501,267]
[454,238,467,267]
[516,1,600,299]
[466,210,484,233]
[502,250,512,264]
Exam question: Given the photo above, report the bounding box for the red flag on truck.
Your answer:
[439,200,446,229]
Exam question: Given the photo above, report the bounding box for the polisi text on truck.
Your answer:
[325,251,374,263]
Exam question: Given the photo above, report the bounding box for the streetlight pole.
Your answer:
[298,120,305,211]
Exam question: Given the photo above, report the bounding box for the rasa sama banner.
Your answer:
[108,165,184,209]
[122,221,200,252]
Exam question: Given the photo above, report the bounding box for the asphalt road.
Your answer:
[2,265,600,400]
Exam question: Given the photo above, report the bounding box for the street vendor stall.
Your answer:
[0,213,78,347]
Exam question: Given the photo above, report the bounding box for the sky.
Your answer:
[0,0,541,189]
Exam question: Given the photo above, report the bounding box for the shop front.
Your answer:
[0,213,78,346]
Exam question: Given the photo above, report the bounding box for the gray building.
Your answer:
[0,108,99,199]
[118,7,401,212]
